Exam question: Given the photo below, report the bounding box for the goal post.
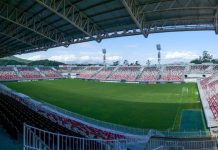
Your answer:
[182,87,189,96]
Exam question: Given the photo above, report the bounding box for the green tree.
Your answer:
[202,51,213,62]
[123,60,129,65]
[190,51,214,64]
[113,61,120,66]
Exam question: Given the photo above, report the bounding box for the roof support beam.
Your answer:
[214,2,218,34]
[140,0,193,14]
[215,10,218,34]
[0,1,65,44]
[121,0,148,38]
[0,23,41,48]
[36,0,103,42]
[142,4,215,15]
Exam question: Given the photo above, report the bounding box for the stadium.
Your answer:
[0,0,218,150]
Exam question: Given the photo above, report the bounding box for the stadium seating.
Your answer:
[0,90,126,140]
[39,110,126,140]
[0,67,20,81]
[1,64,218,82]
[70,66,86,74]
[78,66,101,79]
[200,75,218,120]
[107,66,140,81]
[188,65,210,74]
[38,66,63,79]
[138,67,159,81]
[0,93,80,137]
[213,65,218,74]
[17,67,42,80]
[57,66,71,73]
[161,65,185,81]
[92,67,115,80]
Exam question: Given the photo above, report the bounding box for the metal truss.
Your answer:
[0,23,42,49]
[0,1,66,44]
[36,0,104,42]
[0,24,213,58]
[214,2,218,34]
[121,0,148,38]
[140,0,215,14]
[145,16,214,28]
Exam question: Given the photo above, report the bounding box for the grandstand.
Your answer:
[58,64,218,82]
[188,65,211,74]
[0,66,63,81]
[0,64,218,83]
[161,65,186,81]
[213,65,218,74]
[0,67,20,81]
[92,66,116,80]
[38,66,62,79]
[78,66,102,79]
[107,66,141,81]
[0,0,218,149]
[137,67,159,82]
[17,66,43,80]
[198,75,218,128]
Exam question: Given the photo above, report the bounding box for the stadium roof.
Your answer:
[0,0,217,57]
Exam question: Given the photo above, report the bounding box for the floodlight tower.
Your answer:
[156,44,161,69]
[102,49,106,68]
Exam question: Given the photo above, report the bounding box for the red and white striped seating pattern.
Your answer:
[189,65,210,74]
[18,67,42,79]
[138,67,159,81]
[39,110,126,140]
[92,67,115,80]
[39,67,63,78]
[108,66,140,81]
[213,65,218,74]
[0,67,20,81]
[57,67,71,73]
[78,67,101,79]
[200,75,218,120]
[70,66,86,74]
[162,66,185,81]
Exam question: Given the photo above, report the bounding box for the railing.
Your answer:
[23,124,218,150]
[23,124,147,150]
[146,138,218,150]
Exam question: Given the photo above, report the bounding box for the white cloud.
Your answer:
[27,55,43,60]
[147,57,156,61]
[48,54,76,62]
[107,56,122,61]
[39,54,123,64]
[125,44,139,48]
[165,51,198,60]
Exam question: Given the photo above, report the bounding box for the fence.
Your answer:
[23,124,147,150]
[24,124,218,150]
[146,138,218,150]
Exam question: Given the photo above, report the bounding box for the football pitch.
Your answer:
[5,79,206,131]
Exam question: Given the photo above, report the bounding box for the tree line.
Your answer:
[190,51,218,64]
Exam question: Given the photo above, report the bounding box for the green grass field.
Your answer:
[5,79,205,131]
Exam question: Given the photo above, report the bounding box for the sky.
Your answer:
[15,31,218,65]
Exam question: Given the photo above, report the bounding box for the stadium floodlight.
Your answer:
[102,49,106,54]
[156,44,161,69]
[156,44,161,51]
[102,49,106,68]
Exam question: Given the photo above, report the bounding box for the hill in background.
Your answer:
[0,56,65,66]
[28,59,65,66]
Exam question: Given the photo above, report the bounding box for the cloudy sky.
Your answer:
[16,31,218,65]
